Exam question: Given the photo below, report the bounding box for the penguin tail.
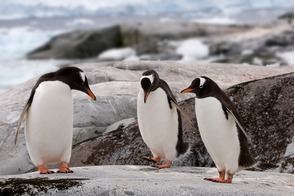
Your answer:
[177,142,190,157]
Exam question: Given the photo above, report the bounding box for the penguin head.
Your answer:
[181,76,213,98]
[54,67,96,100]
[140,70,160,103]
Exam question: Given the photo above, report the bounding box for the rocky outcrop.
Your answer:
[26,20,293,67]
[27,25,123,59]
[27,21,251,59]
[0,166,293,196]
[0,61,292,175]
[70,72,294,173]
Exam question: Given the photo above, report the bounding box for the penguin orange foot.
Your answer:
[143,155,161,163]
[38,165,54,174]
[204,169,233,183]
[156,160,171,169]
[57,162,73,173]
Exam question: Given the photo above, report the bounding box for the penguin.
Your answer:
[137,70,187,169]
[181,76,254,183]
[15,66,96,174]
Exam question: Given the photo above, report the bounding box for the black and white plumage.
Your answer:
[15,67,96,174]
[137,70,187,168]
[181,76,254,183]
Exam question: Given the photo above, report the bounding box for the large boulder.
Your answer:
[27,25,123,59]
[0,61,292,175]
[27,21,251,59]
[71,72,294,173]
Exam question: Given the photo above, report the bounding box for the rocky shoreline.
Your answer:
[0,61,292,176]
[26,16,293,67]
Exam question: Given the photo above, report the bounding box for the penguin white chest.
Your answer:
[195,97,240,172]
[137,88,178,160]
[25,81,73,166]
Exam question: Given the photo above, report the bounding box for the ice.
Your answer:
[176,39,209,60]
[98,47,136,61]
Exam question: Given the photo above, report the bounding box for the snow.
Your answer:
[277,51,294,66]
[66,18,95,27]
[192,17,238,25]
[98,47,136,61]
[176,39,209,60]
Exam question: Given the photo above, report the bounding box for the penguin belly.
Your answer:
[137,89,179,161]
[25,81,73,166]
[195,97,240,174]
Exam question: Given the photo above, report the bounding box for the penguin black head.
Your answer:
[54,67,96,100]
[140,70,160,103]
[34,66,96,101]
[181,76,217,98]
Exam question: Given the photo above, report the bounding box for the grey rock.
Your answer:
[0,61,292,175]
[27,25,123,59]
[27,21,251,59]
[0,166,293,196]
[71,72,294,174]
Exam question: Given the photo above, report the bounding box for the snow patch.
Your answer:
[176,39,209,60]
[98,48,136,61]
[66,18,95,27]
[192,17,238,25]
[277,51,294,66]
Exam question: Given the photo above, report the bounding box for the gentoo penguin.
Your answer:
[181,76,254,183]
[15,67,96,174]
[137,70,187,169]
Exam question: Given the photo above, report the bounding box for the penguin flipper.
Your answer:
[224,106,251,144]
[14,102,29,145]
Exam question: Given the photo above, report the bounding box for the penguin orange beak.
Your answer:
[144,90,151,103]
[181,88,193,94]
[86,88,96,100]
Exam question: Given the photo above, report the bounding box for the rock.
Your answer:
[139,53,182,61]
[27,25,123,59]
[225,73,294,173]
[264,30,294,48]
[27,21,251,59]
[207,21,293,66]
[0,61,292,175]
[0,166,293,196]
[71,71,294,174]
[278,12,294,22]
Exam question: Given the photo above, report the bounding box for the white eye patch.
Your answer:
[80,72,86,83]
[140,74,154,84]
[199,77,206,88]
